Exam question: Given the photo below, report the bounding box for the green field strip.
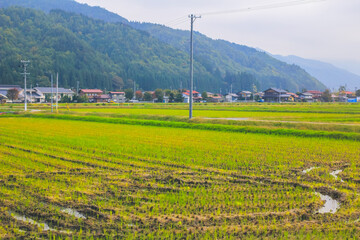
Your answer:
[9,114,360,141]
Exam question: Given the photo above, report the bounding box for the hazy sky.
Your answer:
[76,0,360,75]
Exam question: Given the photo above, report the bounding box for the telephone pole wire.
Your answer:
[189,14,201,119]
[21,60,30,111]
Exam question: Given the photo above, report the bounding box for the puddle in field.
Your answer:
[10,212,54,231]
[316,193,340,214]
[302,167,341,214]
[302,167,318,174]
[61,208,86,219]
[330,170,344,182]
[10,212,73,234]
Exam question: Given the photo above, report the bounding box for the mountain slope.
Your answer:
[272,55,360,90]
[130,22,325,91]
[0,0,326,92]
[0,0,128,23]
[0,7,217,90]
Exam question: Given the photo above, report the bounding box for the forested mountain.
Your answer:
[0,7,217,90]
[0,0,326,92]
[130,23,325,91]
[0,0,128,24]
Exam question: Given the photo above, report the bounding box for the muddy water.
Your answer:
[302,167,341,214]
[316,193,341,214]
[302,167,318,174]
[330,170,344,182]
[10,212,54,231]
[61,208,86,219]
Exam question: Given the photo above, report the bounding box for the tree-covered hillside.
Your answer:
[131,23,325,91]
[0,0,128,24]
[0,7,219,91]
[0,0,327,92]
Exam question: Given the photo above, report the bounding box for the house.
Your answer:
[299,92,314,102]
[307,90,322,100]
[93,94,111,103]
[0,93,8,104]
[79,89,103,102]
[343,91,355,97]
[254,92,264,101]
[182,90,202,103]
[208,95,223,103]
[34,87,74,102]
[287,92,299,102]
[263,88,291,102]
[21,89,45,103]
[238,91,252,101]
[0,85,23,103]
[109,92,125,103]
[225,93,239,102]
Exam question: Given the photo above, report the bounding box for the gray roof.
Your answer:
[0,90,8,96]
[35,87,74,94]
[265,88,288,94]
[0,85,21,90]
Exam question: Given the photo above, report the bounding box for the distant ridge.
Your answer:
[272,55,360,90]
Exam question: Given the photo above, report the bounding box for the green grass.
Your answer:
[0,113,359,239]
[0,103,359,239]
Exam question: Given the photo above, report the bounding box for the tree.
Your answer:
[169,91,175,103]
[155,89,164,102]
[125,88,134,100]
[321,89,332,102]
[60,95,71,103]
[112,75,124,90]
[144,92,153,101]
[339,85,346,94]
[165,89,172,96]
[125,79,134,89]
[175,92,184,103]
[6,88,19,102]
[135,90,143,100]
[73,95,88,103]
[356,89,360,97]
[201,91,208,101]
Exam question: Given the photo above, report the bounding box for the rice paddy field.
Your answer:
[0,103,360,239]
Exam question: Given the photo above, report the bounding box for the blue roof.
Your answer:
[35,87,74,94]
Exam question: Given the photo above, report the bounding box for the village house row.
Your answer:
[0,85,358,104]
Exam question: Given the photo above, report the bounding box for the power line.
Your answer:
[199,0,326,16]
[164,15,188,25]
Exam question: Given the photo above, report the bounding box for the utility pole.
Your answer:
[133,80,136,100]
[77,81,80,95]
[56,72,59,113]
[189,14,201,119]
[21,60,30,111]
[30,84,32,104]
[51,74,54,113]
